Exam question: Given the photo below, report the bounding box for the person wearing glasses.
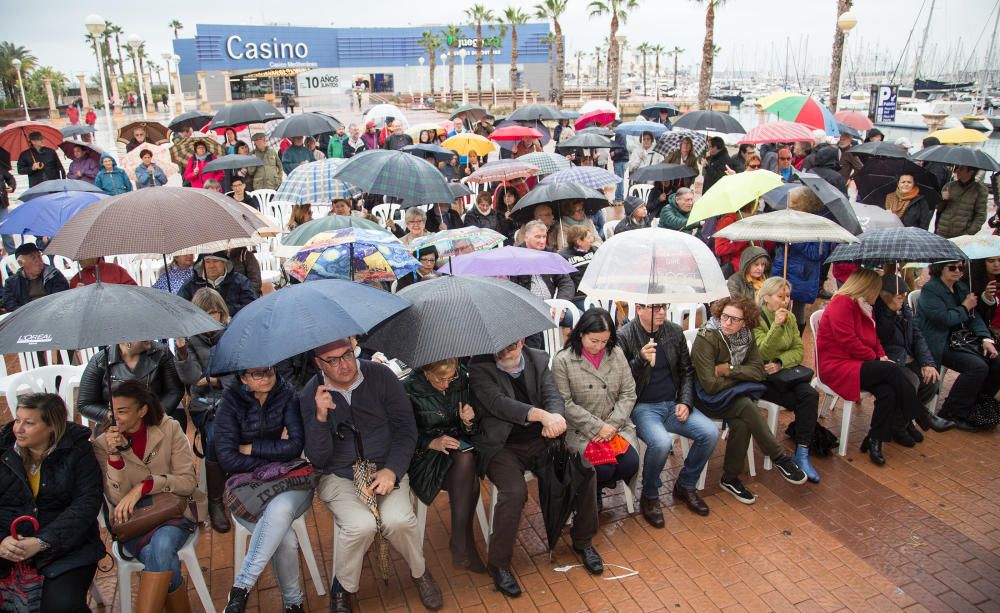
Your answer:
[774,146,795,182]
[730,144,756,173]
[215,363,308,613]
[917,261,1000,432]
[400,208,429,247]
[300,337,443,612]
[396,246,438,291]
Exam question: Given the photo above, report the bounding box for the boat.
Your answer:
[960,115,993,132]
[990,116,1000,130]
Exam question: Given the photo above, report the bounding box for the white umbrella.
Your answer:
[851,201,903,232]
[364,104,408,128]
[121,143,177,182]
[579,100,619,117]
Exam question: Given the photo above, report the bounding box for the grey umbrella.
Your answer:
[792,172,863,235]
[577,126,614,137]
[269,112,342,139]
[910,145,999,172]
[20,179,104,201]
[202,154,264,173]
[556,133,617,149]
[507,104,563,122]
[364,276,554,368]
[825,227,966,265]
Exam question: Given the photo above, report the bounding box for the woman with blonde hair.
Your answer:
[287,204,313,231]
[816,269,918,465]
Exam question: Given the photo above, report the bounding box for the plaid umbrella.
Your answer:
[274,159,362,204]
[673,110,745,134]
[516,152,571,175]
[116,121,170,145]
[332,150,453,205]
[121,143,177,182]
[540,166,621,189]
[336,423,392,584]
[653,129,707,157]
[0,122,62,159]
[0,516,44,612]
[283,227,419,282]
[825,227,967,265]
[170,137,225,165]
[910,145,999,172]
[411,227,505,263]
[467,160,540,184]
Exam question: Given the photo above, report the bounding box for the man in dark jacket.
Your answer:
[77,341,185,425]
[837,133,863,184]
[702,136,732,193]
[2,243,69,312]
[468,340,603,597]
[809,145,848,196]
[16,132,65,187]
[342,123,367,158]
[177,252,257,316]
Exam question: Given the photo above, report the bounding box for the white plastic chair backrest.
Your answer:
[4,365,85,422]
[371,203,392,224]
[251,189,276,208]
[583,296,613,313]
[669,303,704,332]
[908,289,920,315]
[603,221,618,239]
[809,309,824,361]
[1,254,19,284]
[49,255,79,277]
[545,299,582,329]
[78,347,100,364]
[628,184,653,202]
[262,201,286,228]
[650,217,659,228]
[18,352,44,372]
[683,329,699,351]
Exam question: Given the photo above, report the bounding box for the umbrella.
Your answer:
[489,126,543,141]
[925,128,988,144]
[207,279,408,373]
[738,121,816,145]
[121,143,177,182]
[762,95,838,135]
[496,119,552,147]
[534,440,592,553]
[446,246,576,276]
[467,160,540,184]
[440,133,496,157]
[60,124,95,138]
[613,120,669,137]
[653,129,708,157]
[791,172,863,235]
[574,110,616,130]
[687,171,784,225]
[852,157,943,207]
[167,111,214,133]
[44,186,272,259]
[910,145,999,172]
[630,163,699,185]
[848,141,912,158]
[540,166,622,190]
[332,150,453,205]
[450,104,489,122]
[279,215,387,256]
[274,158,361,205]
[579,100,618,116]
[836,122,860,139]
[579,227,729,304]
[269,112,342,140]
[834,110,874,131]
[509,183,609,223]
[0,191,106,237]
[410,227,505,263]
[336,422,392,584]
[116,121,170,145]
[283,228,419,283]
[507,104,563,122]
[577,126,615,137]
[761,183,797,210]
[560,110,582,119]
[19,179,104,201]
[210,101,284,129]
[402,143,457,163]
[202,154,265,173]
[825,227,966,266]
[365,276,553,367]
[170,137,225,166]
[555,133,615,149]
[449,182,472,199]
[639,104,681,119]
[516,152,571,175]
[852,202,904,232]
[756,91,799,108]
[0,121,63,158]
[58,140,101,161]
[364,103,408,128]
[672,110,745,134]
[950,235,1000,260]
[0,516,44,612]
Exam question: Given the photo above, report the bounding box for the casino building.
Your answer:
[172,22,552,106]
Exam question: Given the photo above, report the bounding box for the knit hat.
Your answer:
[624,196,645,217]
[200,251,230,263]
[881,273,906,295]
[365,121,376,129]
[251,132,266,142]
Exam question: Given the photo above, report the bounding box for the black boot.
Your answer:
[205,460,231,533]
[906,422,924,443]
[860,436,885,466]
[224,587,249,613]
[916,409,955,433]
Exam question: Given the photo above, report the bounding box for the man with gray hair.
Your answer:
[344,124,367,158]
[386,119,413,151]
[401,208,429,246]
[659,187,695,231]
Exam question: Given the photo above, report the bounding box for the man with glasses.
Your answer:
[619,303,720,525]
[300,337,443,612]
[774,146,794,182]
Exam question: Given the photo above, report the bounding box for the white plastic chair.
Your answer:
[232,514,327,596]
[602,220,618,239]
[628,184,653,202]
[809,309,871,457]
[583,297,635,321]
[543,298,582,365]
[111,529,215,613]
[413,493,490,546]
[907,289,920,314]
[250,189,277,209]
[3,365,85,422]
[669,303,706,332]
[371,203,401,227]
[50,255,79,279]
[0,254,19,284]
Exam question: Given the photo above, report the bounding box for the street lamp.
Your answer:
[11,59,28,121]
[84,14,114,132]
[458,49,468,105]
[127,34,148,119]
[418,56,425,105]
[161,52,174,115]
[614,34,627,111]
[172,54,184,113]
[440,52,448,102]
[831,10,858,112]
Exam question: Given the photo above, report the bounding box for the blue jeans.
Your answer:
[613,161,627,202]
[631,400,720,497]
[124,520,195,591]
[590,209,607,240]
[234,488,313,607]
[0,207,15,254]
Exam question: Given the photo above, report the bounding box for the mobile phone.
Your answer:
[458,440,475,453]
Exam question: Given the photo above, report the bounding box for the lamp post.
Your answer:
[418,56,425,105]
[85,14,114,132]
[459,49,468,105]
[11,59,28,121]
[830,6,857,112]
[440,52,448,102]
[161,52,174,115]
[127,35,148,119]
[614,34,626,111]
[172,54,184,113]
[491,77,497,108]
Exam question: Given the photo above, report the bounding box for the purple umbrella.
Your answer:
[444,246,576,276]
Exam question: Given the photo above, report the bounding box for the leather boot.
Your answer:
[135,571,172,613]
[205,460,231,533]
[164,578,192,613]
[916,408,955,433]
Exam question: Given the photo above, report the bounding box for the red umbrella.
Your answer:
[738,121,816,145]
[574,109,616,130]
[0,121,63,159]
[834,110,874,132]
[489,125,543,141]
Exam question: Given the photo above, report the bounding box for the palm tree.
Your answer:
[465,5,495,105]
[0,43,37,103]
[829,0,854,112]
[489,23,508,105]
[650,44,664,100]
[25,66,67,107]
[107,24,125,83]
[82,33,111,89]
[693,0,726,109]
[637,42,650,96]
[168,20,184,39]
[100,21,117,92]
[574,50,585,88]
[503,7,529,107]
[587,0,640,103]
[441,24,462,100]
[592,46,603,88]
[418,31,443,98]
[534,0,568,105]
[541,32,556,99]
[670,46,684,88]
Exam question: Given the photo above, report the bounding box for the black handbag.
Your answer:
[767,365,814,391]
[948,327,985,357]
[968,395,1000,429]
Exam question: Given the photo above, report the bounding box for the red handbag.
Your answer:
[583,434,630,466]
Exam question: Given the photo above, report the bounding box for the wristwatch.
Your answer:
[36,539,50,552]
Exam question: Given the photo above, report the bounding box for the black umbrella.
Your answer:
[450,104,489,122]
[509,183,609,223]
[630,163,699,184]
[761,184,796,210]
[673,110,745,133]
[209,101,284,130]
[167,110,214,133]
[269,112,341,140]
[555,133,616,149]
[639,103,680,119]
[533,439,593,554]
[507,103,563,122]
[910,145,999,172]
[60,125,95,138]
[202,154,264,173]
[791,172,863,235]
[848,141,911,159]
[402,143,456,163]
[20,179,104,201]
[825,227,966,265]
[577,126,614,137]
[852,157,944,207]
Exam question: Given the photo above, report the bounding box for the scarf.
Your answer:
[582,347,605,370]
[855,296,875,322]
[705,317,754,366]
[885,185,919,219]
[194,153,208,162]
[562,216,588,226]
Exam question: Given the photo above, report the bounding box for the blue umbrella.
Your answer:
[0,191,106,236]
[614,120,669,137]
[19,179,105,201]
[402,143,456,163]
[207,279,410,374]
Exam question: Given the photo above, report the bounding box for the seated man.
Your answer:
[177,251,257,316]
[299,337,442,613]
[3,243,70,312]
[469,339,603,597]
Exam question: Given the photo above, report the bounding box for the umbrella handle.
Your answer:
[336,422,365,460]
[10,515,39,539]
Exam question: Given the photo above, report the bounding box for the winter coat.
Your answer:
[810,145,848,196]
[558,245,595,298]
[222,247,263,297]
[2,264,69,312]
[464,207,510,237]
[916,277,992,364]
[690,324,766,396]
[177,258,258,316]
[626,145,664,172]
[714,213,774,273]
[658,193,692,231]
[246,147,283,190]
[614,215,650,235]
[94,153,133,195]
[702,148,732,192]
[935,179,988,239]
[771,239,833,304]
[183,155,224,189]
[327,135,345,158]
[174,331,236,415]
[0,167,13,210]
[874,299,935,368]
[618,319,695,406]
[68,261,137,288]
[426,205,463,231]
[93,416,207,524]
[726,246,769,300]
[753,307,805,368]
[885,192,933,230]
[214,379,305,475]
[77,342,185,424]
[16,146,65,187]
[135,162,168,188]
[664,150,700,179]
[816,294,886,402]
[0,422,104,579]
[281,145,312,173]
[838,144,863,182]
[67,157,99,184]
[343,138,367,159]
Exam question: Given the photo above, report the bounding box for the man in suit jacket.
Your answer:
[469,340,603,598]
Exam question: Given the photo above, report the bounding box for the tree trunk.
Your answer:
[429,55,436,96]
[510,28,519,109]
[489,40,495,106]
[115,35,125,83]
[449,51,455,99]
[828,0,853,112]
[655,55,661,100]
[642,54,647,97]
[674,54,679,88]
[608,16,619,103]
[555,21,565,106]
[595,56,601,90]
[548,43,554,98]
[697,1,716,110]
[475,23,483,104]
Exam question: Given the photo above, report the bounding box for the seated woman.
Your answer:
[884,173,932,229]
[404,358,483,572]
[552,309,640,509]
[917,261,1000,431]
[558,224,597,309]
[817,269,919,464]
[969,256,1000,336]
[0,393,104,613]
[555,200,601,251]
[690,296,807,504]
[752,277,821,483]
[727,246,769,300]
[397,245,439,291]
[215,365,308,613]
[287,204,313,231]
[153,254,196,294]
[93,380,206,612]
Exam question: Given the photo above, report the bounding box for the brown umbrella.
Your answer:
[170,136,225,166]
[44,186,272,259]
[116,121,170,145]
[337,422,392,584]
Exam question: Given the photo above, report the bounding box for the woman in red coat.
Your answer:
[183,142,224,189]
[713,202,774,273]
[816,268,918,465]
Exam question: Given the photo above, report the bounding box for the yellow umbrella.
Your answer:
[441,133,496,157]
[926,127,988,144]
[756,91,799,110]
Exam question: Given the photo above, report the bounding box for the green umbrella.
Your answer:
[687,171,784,226]
[278,215,387,256]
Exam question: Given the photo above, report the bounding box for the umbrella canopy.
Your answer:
[640,104,681,119]
[0,516,43,611]
[116,121,170,145]
[672,110,745,133]
[364,103,408,128]
[440,133,495,157]
[910,145,999,172]
[450,104,490,122]
[202,154,265,173]
[0,121,63,158]
[653,129,708,157]
[950,235,1000,260]
[791,172,863,235]
[848,141,912,158]
[825,227,966,265]
[509,183,609,223]
[58,140,102,161]
[446,246,576,276]
[283,228,419,283]
[0,283,223,354]
[365,276,553,368]
[836,122,860,139]
[489,125,543,141]
[279,215,387,256]
[170,137,225,165]
[926,128,988,144]
[763,95,839,135]
[613,120,669,137]
[121,143,178,182]
[540,166,622,190]
[760,183,796,210]
[579,228,729,304]
[579,100,618,116]
[410,227,505,262]
[577,126,615,137]
[852,157,943,208]
[714,209,859,244]
[834,110,874,131]
[507,104,563,122]
[449,182,472,199]
[45,186,272,259]
[555,133,615,149]
[333,150,453,205]
[560,110,581,119]
[269,112,341,140]
[210,101,284,129]
[0,191,106,236]
[515,152,571,175]
[852,201,904,232]
[687,171,785,225]
[574,110,616,130]
[167,111,214,133]
[402,143,456,163]
[467,160,540,184]
[630,163,699,185]
[738,121,816,145]
[60,124,95,138]
[275,158,361,205]
[19,179,104,201]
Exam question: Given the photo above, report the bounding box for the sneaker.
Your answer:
[773,455,808,485]
[720,477,756,504]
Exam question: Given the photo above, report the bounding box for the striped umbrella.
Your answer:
[516,152,571,175]
[411,227,505,263]
[274,159,361,204]
[654,129,708,157]
[738,121,816,145]
[467,160,540,184]
[540,166,622,190]
[332,149,453,205]
[825,227,967,266]
[763,95,839,136]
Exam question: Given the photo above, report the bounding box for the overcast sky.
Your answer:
[2,0,996,80]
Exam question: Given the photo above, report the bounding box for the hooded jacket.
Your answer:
[94,153,132,196]
[809,146,848,196]
[77,341,185,423]
[726,246,769,300]
[2,263,70,312]
[935,179,988,239]
[177,256,258,316]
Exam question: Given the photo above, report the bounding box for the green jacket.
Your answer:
[726,246,769,300]
[327,136,345,159]
[936,179,988,239]
[247,147,284,191]
[690,324,766,395]
[659,193,691,230]
[753,307,804,368]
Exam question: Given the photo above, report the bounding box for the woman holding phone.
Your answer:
[970,256,1000,336]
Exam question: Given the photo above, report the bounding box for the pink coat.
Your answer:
[815,294,886,402]
[183,156,224,189]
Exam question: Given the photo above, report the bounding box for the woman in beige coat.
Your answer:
[94,380,205,613]
[552,308,639,507]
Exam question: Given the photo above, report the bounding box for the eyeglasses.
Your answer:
[244,368,275,380]
[316,352,355,367]
[778,156,793,161]
[637,304,667,312]
[427,371,458,385]
[419,256,437,263]
[720,313,745,324]
[748,164,761,169]
[407,220,425,226]
[945,265,965,272]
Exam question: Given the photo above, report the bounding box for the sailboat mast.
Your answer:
[911,0,936,92]
[980,1,1000,112]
